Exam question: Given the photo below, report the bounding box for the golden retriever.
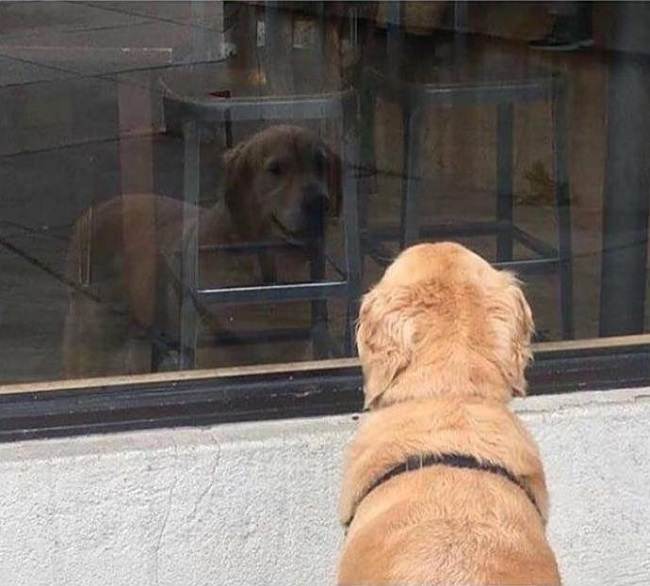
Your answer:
[338,242,561,585]
[63,125,340,378]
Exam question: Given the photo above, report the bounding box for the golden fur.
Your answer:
[338,242,561,585]
[63,125,340,378]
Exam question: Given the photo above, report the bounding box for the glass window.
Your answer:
[1,1,649,392]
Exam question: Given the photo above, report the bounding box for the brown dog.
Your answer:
[63,125,340,378]
[338,242,561,585]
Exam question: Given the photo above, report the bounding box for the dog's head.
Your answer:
[223,125,341,247]
[356,242,534,409]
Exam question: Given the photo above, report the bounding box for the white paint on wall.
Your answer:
[0,387,649,586]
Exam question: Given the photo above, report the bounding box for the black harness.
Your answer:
[346,452,541,528]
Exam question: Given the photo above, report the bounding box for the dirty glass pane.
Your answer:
[1,1,649,385]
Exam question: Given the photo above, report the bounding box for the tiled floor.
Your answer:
[1,2,648,384]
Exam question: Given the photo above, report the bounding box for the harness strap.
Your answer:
[346,452,541,529]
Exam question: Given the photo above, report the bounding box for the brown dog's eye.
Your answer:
[266,160,283,176]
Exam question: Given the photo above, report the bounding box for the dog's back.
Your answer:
[63,193,188,377]
[338,399,561,585]
[338,243,561,585]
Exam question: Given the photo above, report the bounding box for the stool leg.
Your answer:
[179,120,200,368]
[151,251,169,372]
[310,239,330,359]
[343,110,363,356]
[400,108,422,249]
[358,78,376,276]
[553,80,575,339]
[496,102,514,262]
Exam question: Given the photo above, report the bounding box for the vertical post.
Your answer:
[553,77,575,340]
[189,1,226,63]
[117,78,157,369]
[343,95,363,355]
[179,120,201,369]
[599,53,649,336]
[314,0,326,91]
[228,0,258,85]
[386,0,402,77]
[400,108,422,248]
[309,237,330,358]
[496,102,514,262]
[264,1,294,97]
[453,0,469,62]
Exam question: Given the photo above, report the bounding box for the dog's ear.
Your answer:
[325,144,342,217]
[356,286,418,409]
[508,280,535,397]
[223,141,257,238]
[223,141,249,200]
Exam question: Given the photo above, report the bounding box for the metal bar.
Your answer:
[342,96,363,355]
[370,220,507,241]
[162,91,355,124]
[201,326,343,357]
[496,102,514,261]
[179,120,201,369]
[511,226,558,258]
[198,281,349,304]
[494,258,560,274]
[310,240,331,359]
[204,327,313,347]
[453,0,469,62]
[358,76,376,279]
[264,0,294,97]
[400,108,423,248]
[151,244,170,371]
[553,77,575,339]
[599,51,649,337]
[421,82,551,106]
[386,0,403,77]
[366,70,553,108]
[197,241,299,254]
[363,237,398,268]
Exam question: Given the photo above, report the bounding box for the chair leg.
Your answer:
[310,239,330,359]
[343,106,363,356]
[553,79,575,339]
[358,80,376,277]
[496,102,514,262]
[151,252,169,372]
[179,120,201,368]
[400,108,423,249]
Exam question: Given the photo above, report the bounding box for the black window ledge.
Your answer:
[0,337,648,443]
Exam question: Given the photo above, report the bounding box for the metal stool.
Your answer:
[360,67,574,339]
[158,89,362,369]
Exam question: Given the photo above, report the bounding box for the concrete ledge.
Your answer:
[0,387,649,585]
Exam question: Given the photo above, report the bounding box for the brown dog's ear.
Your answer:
[325,144,342,217]
[356,286,418,409]
[509,281,535,397]
[223,141,256,238]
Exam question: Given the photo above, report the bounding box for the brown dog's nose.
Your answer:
[302,185,330,215]
[301,185,328,238]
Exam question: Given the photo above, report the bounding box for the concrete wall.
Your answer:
[0,387,649,586]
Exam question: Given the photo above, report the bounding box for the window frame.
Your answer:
[1,335,649,443]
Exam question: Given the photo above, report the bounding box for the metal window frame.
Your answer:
[0,336,649,443]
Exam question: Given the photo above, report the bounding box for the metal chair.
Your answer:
[359,67,574,340]
[157,89,362,370]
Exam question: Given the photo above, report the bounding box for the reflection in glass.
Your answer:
[0,1,649,384]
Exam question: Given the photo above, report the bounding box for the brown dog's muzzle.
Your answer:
[277,184,329,244]
[301,184,329,239]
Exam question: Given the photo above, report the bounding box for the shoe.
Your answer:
[529,32,593,51]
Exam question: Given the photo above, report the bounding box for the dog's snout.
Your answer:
[302,184,329,214]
